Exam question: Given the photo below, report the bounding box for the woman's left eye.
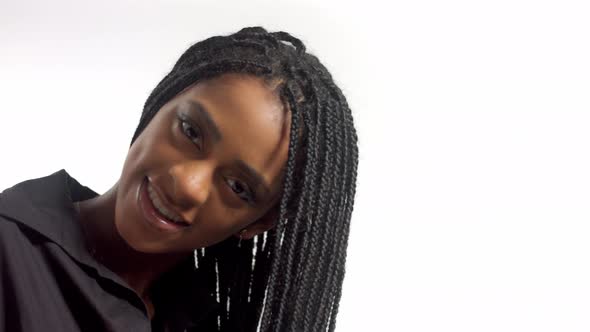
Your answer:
[180,119,203,149]
[226,178,255,204]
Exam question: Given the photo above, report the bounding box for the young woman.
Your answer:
[0,26,358,331]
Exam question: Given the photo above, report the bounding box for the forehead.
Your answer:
[179,73,291,195]
[192,74,285,124]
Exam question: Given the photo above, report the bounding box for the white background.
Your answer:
[1,0,590,331]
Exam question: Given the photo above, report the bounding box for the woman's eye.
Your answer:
[180,119,203,149]
[226,178,255,204]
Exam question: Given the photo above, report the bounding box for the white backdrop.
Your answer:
[1,0,589,331]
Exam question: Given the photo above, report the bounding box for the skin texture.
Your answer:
[76,73,291,319]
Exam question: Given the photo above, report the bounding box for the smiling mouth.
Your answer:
[139,177,190,232]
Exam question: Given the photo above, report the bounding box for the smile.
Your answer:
[138,177,190,232]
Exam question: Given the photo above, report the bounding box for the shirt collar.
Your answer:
[0,169,218,328]
[0,169,101,270]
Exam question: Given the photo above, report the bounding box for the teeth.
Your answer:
[147,184,185,224]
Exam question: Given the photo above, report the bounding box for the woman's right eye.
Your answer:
[180,119,203,150]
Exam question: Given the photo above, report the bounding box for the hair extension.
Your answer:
[130,26,358,332]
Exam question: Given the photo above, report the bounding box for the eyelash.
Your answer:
[225,178,256,204]
[180,117,203,150]
[179,116,256,204]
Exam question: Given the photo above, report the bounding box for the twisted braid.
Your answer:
[130,26,358,331]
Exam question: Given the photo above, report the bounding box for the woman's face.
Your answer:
[115,73,291,253]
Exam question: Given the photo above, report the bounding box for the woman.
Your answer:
[0,27,358,331]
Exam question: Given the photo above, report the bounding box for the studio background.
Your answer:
[1,0,589,331]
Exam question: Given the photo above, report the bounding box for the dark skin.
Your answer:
[76,73,291,320]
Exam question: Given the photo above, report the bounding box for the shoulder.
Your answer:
[0,190,44,262]
[0,214,36,260]
[0,209,24,240]
[0,190,27,242]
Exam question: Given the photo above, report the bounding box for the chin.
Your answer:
[113,216,159,253]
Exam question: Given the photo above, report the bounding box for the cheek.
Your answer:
[201,202,247,233]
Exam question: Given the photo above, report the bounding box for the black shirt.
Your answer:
[0,170,218,332]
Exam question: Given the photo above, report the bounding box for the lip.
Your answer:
[138,177,189,233]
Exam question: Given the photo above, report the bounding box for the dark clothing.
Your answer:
[0,170,217,332]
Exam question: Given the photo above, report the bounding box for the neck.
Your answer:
[75,183,189,301]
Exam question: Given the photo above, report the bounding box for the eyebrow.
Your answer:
[235,160,271,200]
[184,100,272,199]
[185,100,222,143]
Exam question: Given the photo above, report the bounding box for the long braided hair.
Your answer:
[129,27,358,332]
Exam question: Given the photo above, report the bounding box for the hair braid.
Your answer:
[325,95,359,332]
[304,96,343,328]
[259,92,301,331]
[265,66,322,331]
[314,101,347,325]
[295,90,332,330]
[289,84,322,330]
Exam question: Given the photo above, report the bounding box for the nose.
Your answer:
[167,160,215,209]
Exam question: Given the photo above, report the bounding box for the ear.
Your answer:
[236,205,280,240]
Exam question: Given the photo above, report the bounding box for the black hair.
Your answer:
[130,27,358,332]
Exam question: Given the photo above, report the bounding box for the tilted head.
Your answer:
[126,27,358,331]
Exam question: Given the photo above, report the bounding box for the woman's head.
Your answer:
[122,27,358,331]
[116,73,291,253]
